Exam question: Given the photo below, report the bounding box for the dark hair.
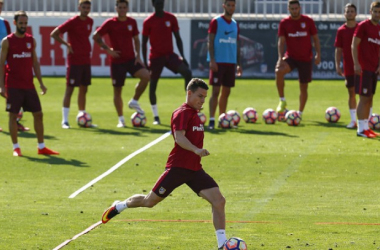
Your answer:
[187,78,209,92]
[116,0,129,6]
[224,0,236,3]
[345,3,357,12]
[371,1,380,10]
[14,10,28,22]
[288,0,300,6]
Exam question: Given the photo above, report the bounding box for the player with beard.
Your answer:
[275,0,321,119]
[0,11,59,156]
[334,4,359,129]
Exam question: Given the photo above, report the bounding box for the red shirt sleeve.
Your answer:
[4,20,10,35]
[171,15,179,32]
[354,22,364,38]
[334,28,342,48]
[309,18,318,36]
[58,17,74,34]
[278,19,286,37]
[208,18,218,34]
[172,109,189,132]
[96,18,111,36]
[132,19,139,37]
[142,18,150,37]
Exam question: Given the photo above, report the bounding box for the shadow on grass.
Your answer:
[310,121,347,129]
[23,155,89,167]
[1,131,57,140]
[206,127,298,137]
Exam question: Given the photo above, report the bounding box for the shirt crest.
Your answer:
[165,21,171,27]
[128,25,133,31]
[26,43,31,49]
[301,22,306,29]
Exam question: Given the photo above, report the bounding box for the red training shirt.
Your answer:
[5,33,34,89]
[142,11,179,59]
[334,23,357,76]
[166,103,204,171]
[354,19,380,72]
[96,17,139,64]
[278,14,318,62]
[58,15,93,65]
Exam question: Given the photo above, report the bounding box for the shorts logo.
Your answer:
[70,79,75,85]
[26,43,31,49]
[301,22,306,29]
[363,88,368,94]
[6,103,11,110]
[128,25,133,31]
[112,79,116,85]
[214,77,218,83]
[165,21,171,27]
[159,187,166,195]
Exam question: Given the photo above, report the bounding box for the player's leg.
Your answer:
[62,86,75,128]
[32,110,59,155]
[177,62,192,90]
[347,85,357,128]
[166,53,192,90]
[218,86,231,115]
[130,66,150,114]
[111,63,128,127]
[297,60,312,117]
[275,59,291,112]
[149,57,165,125]
[299,82,308,115]
[218,64,235,116]
[77,85,88,112]
[9,112,20,156]
[6,89,23,156]
[209,85,220,129]
[113,86,126,127]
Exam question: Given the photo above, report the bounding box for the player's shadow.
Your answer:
[2,131,57,140]
[130,127,171,135]
[310,121,347,129]
[23,155,89,167]
[233,128,298,137]
[70,127,141,136]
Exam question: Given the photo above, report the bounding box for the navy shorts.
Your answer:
[6,88,42,113]
[111,59,144,87]
[152,167,219,198]
[149,53,183,80]
[66,64,91,87]
[284,57,312,84]
[345,74,360,91]
[356,70,377,97]
[209,63,236,87]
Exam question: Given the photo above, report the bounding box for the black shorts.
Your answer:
[284,57,312,84]
[152,167,218,198]
[357,70,377,96]
[6,88,42,113]
[66,64,91,87]
[111,59,144,87]
[209,63,236,87]
[345,74,360,91]
[149,53,183,80]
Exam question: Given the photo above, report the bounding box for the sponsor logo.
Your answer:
[368,37,380,45]
[159,187,166,195]
[301,22,306,28]
[218,37,237,44]
[13,52,32,58]
[288,31,308,37]
[165,21,171,27]
[70,79,75,85]
[26,43,32,49]
[128,25,132,31]
[193,124,204,131]
[224,30,233,35]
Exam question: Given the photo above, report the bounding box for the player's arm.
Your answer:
[208,32,217,72]
[142,34,149,68]
[236,37,242,76]
[174,130,210,157]
[0,38,9,98]
[334,47,343,76]
[50,27,73,54]
[276,35,286,69]
[92,31,120,58]
[351,36,361,75]
[173,31,188,67]
[132,35,143,65]
[312,34,321,65]
[376,50,380,74]
[32,38,47,95]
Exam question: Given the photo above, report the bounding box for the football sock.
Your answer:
[151,104,159,117]
[357,119,365,132]
[364,119,369,130]
[349,109,356,122]
[62,107,70,123]
[13,143,20,150]
[216,229,227,248]
[210,117,215,121]
[79,110,85,113]
[116,201,128,213]
[38,143,45,150]
[130,99,138,103]
[298,111,303,116]
[280,97,286,101]
[118,116,125,123]
[369,107,373,119]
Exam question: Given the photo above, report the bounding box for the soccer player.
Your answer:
[275,0,321,118]
[50,0,93,129]
[207,0,242,130]
[334,3,358,129]
[102,78,228,250]
[142,0,192,125]
[0,11,59,156]
[352,1,380,138]
[93,0,150,128]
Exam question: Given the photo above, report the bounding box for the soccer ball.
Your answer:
[369,113,380,130]
[277,108,288,122]
[131,112,147,127]
[218,113,234,129]
[285,110,301,126]
[223,237,247,250]
[242,107,257,123]
[76,112,92,128]
[198,112,207,125]
[227,110,241,126]
[325,107,341,123]
[262,108,277,124]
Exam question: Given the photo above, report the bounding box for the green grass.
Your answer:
[1,78,380,249]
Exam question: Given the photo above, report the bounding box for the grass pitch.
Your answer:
[0,77,379,249]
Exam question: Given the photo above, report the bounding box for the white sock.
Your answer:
[78,110,85,114]
[358,119,365,132]
[116,201,128,213]
[349,109,356,122]
[216,229,227,248]
[298,111,303,116]
[151,104,159,117]
[62,107,70,123]
[13,143,20,150]
[118,116,125,123]
[364,119,369,130]
[280,97,286,101]
[38,142,45,149]
[369,107,373,119]
[130,98,138,103]
[210,117,215,121]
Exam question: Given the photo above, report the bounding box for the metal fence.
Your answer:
[0,0,375,20]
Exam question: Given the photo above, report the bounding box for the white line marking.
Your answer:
[69,131,171,198]
[53,221,102,250]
